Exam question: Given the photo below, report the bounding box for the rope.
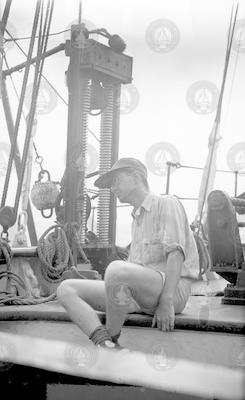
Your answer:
[65,222,90,264]
[37,221,90,283]
[0,270,27,291]
[37,224,73,283]
[0,238,57,305]
[0,238,12,264]
[193,232,212,279]
[0,288,56,306]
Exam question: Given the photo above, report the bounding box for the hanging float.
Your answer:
[30,169,60,219]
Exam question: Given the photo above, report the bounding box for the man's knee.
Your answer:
[104,260,131,283]
[56,280,76,304]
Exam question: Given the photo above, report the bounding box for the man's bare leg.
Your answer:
[57,262,163,345]
[104,261,163,337]
[57,279,106,337]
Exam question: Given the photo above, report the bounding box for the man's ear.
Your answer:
[132,172,140,185]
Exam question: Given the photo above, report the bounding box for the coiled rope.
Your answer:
[37,224,73,282]
[0,238,57,305]
[37,222,89,283]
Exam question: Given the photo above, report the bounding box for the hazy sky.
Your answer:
[1,0,245,245]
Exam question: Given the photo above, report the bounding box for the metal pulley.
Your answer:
[31,170,60,218]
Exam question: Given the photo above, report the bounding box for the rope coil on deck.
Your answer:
[37,223,89,283]
[37,224,71,282]
[0,271,57,305]
[0,238,12,267]
[0,238,57,305]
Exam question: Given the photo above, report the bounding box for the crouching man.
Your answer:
[57,158,200,348]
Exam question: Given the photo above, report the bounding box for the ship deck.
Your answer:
[0,277,244,332]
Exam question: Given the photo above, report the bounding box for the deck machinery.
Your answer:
[207,190,245,305]
[0,23,133,277]
[63,24,132,271]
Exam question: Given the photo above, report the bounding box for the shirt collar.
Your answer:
[131,192,155,217]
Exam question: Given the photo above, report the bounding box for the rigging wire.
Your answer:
[3,53,46,178]
[222,21,242,135]
[4,29,100,143]
[196,2,239,236]
[166,161,245,174]
[5,28,68,105]
[78,0,82,24]
[3,53,27,120]
[13,0,55,214]
[4,28,70,42]
[1,0,42,209]
[3,50,100,179]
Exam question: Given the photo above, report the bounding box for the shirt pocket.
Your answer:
[143,240,164,265]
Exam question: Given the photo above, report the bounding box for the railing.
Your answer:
[165,161,245,197]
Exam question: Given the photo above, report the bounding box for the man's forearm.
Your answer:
[159,251,183,302]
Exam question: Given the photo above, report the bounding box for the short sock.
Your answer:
[89,325,115,347]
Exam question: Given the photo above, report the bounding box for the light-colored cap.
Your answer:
[94,157,147,188]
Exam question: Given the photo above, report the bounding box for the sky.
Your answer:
[0,0,245,246]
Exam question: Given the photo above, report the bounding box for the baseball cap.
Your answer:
[94,157,147,188]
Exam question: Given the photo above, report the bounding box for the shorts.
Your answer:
[129,271,193,315]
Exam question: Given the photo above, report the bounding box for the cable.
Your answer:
[1,0,42,210]
[5,29,68,104]
[3,54,27,120]
[4,28,70,42]
[222,18,242,136]
[13,0,55,215]
[5,29,100,143]
[196,3,239,236]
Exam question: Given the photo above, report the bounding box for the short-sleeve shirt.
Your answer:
[127,193,200,279]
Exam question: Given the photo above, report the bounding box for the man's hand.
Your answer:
[151,299,175,331]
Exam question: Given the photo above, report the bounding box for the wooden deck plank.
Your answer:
[0,295,244,333]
